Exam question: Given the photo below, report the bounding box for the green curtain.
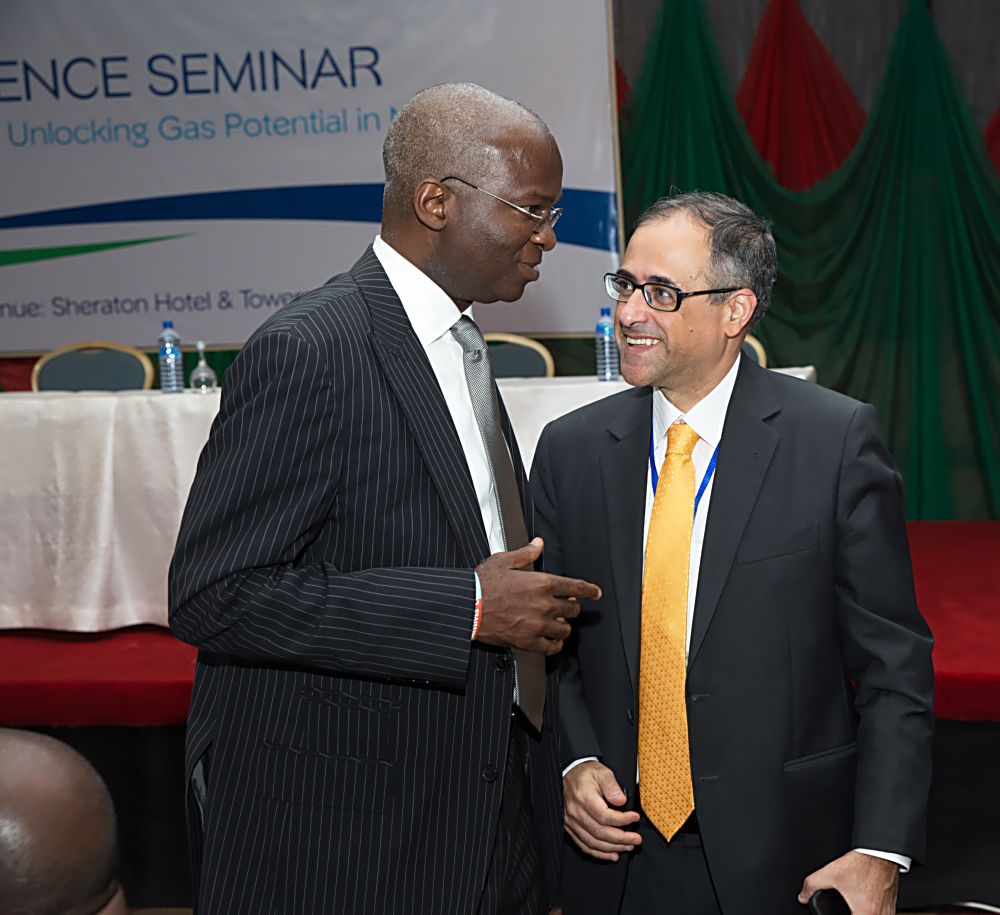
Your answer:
[620,0,1000,520]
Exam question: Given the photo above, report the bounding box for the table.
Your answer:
[0,368,815,631]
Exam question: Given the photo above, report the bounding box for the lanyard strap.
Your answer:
[649,422,720,519]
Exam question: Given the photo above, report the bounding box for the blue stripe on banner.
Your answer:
[0,184,618,252]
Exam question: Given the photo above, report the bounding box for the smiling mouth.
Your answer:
[623,336,660,348]
[519,262,540,279]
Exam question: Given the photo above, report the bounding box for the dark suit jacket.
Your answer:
[530,357,934,915]
[168,247,562,915]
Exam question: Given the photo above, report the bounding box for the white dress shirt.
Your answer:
[565,356,909,870]
[373,235,505,558]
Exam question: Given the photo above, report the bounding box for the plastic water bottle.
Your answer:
[158,321,184,393]
[189,340,218,393]
[596,306,620,381]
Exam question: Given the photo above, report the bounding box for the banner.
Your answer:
[0,0,620,353]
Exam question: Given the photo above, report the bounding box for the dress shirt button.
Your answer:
[495,655,511,672]
[481,764,498,783]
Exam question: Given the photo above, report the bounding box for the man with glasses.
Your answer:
[170,82,598,915]
[531,192,933,914]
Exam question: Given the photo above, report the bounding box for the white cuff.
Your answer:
[854,848,911,873]
[562,756,599,778]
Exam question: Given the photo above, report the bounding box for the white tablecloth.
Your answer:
[0,367,814,631]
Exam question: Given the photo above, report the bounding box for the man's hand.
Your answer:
[563,760,641,862]
[475,538,601,655]
[799,851,899,915]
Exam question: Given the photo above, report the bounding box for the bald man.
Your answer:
[0,729,126,915]
[170,82,599,914]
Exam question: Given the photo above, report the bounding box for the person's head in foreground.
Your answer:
[381,81,563,308]
[607,190,776,403]
[0,728,126,915]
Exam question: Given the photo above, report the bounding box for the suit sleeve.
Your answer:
[834,403,934,862]
[168,329,475,689]
[531,422,604,769]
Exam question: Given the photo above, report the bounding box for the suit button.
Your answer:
[626,709,634,724]
[495,655,511,672]
[481,764,498,783]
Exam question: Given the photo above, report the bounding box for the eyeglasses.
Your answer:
[604,273,740,313]
[441,176,563,234]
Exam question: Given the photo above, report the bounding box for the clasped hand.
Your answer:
[563,760,641,861]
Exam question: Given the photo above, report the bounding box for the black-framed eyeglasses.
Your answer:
[441,175,563,234]
[604,272,740,313]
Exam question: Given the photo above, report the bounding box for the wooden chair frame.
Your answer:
[483,332,556,378]
[743,333,768,368]
[31,340,155,392]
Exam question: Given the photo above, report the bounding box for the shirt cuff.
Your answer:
[563,756,599,777]
[853,848,911,873]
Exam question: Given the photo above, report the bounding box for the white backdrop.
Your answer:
[0,0,620,352]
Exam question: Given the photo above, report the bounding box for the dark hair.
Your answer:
[634,191,777,331]
[381,82,551,217]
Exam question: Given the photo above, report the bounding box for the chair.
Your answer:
[484,333,555,378]
[741,334,768,367]
[31,341,154,392]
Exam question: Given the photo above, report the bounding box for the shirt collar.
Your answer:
[373,235,468,348]
[652,355,741,447]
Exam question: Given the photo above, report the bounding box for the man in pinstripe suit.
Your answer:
[169,83,600,914]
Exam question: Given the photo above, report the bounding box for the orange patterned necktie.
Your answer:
[638,420,701,839]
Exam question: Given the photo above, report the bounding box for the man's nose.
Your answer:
[531,221,557,251]
[617,288,649,327]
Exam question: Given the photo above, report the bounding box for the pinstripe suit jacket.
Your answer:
[168,246,562,914]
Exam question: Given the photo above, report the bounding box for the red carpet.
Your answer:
[0,522,997,726]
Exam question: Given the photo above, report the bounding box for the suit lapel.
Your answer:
[687,358,780,668]
[353,247,490,567]
[600,387,653,693]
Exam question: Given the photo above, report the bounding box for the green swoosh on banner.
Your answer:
[0,234,187,267]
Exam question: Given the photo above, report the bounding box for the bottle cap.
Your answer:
[163,320,173,328]
[600,307,611,316]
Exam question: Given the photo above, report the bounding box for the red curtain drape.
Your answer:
[986,105,1000,175]
[736,0,866,190]
[615,60,631,115]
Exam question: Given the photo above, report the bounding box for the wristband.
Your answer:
[472,597,483,640]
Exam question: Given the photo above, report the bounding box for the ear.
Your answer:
[724,290,756,339]
[413,179,448,232]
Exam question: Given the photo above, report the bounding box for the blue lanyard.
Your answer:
[649,422,720,519]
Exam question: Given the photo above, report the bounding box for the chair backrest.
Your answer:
[485,333,555,378]
[32,342,154,392]
[741,334,768,367]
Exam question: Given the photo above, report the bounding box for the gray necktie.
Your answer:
[451,315,545,731]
